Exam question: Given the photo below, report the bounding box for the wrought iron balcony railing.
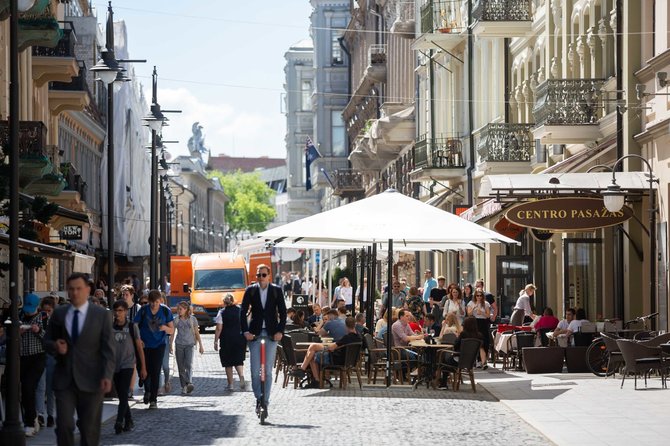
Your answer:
[61,162,87,200]
[473,0,532,22]
[0,120,48,159]
[533,79,606,127]
[32,25,76,57]
[368,44,387,66]
[332,169,364,195]
[420,0,465,34]
[414,135,464,169]
[478,123,534,162]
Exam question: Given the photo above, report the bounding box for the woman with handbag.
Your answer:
[214,294,247,391]
[172,301,204,395]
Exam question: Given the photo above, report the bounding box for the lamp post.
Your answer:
[1,1,38,442]
[600,154,659,325]
[90,2,121,304]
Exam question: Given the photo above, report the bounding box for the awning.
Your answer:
[460,200,503,222]
[479,172,654,201]
[73,252,95,273]
[0,233,75,260]
[19,192,89,226]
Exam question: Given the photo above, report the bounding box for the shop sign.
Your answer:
[60,224,83,240]
[505,198,632,232]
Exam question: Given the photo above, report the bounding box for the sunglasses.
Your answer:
[256,273,269,278]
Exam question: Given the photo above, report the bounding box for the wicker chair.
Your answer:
[319,342,363,389]
[600,332,623,377]
[435,339,482,392]
[279,334,307,388]
[616,339,666,389]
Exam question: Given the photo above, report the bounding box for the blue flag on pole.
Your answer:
[305,136,321,191]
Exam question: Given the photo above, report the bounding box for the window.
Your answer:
[331,31,344,65]
[193,268,246,290]
[331,110,345,156]
[301,80,312,111]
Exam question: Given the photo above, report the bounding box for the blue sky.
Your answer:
[95,0,313,159]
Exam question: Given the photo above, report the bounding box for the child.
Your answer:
[112,300,146,434]
[172,302,204,394]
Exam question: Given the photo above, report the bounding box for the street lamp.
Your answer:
[599,154,659,324]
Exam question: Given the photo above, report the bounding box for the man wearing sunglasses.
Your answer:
[240,264,287,419]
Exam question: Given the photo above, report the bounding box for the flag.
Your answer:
[305,136,321,191]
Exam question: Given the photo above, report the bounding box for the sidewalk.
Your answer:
[477,368,669,446]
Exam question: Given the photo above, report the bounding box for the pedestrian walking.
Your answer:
[214,294,247,391]
[19,292,47,437]
[44,272,116,446]
[134,289,174,409]
[241,264,287,419]
[111,300,147,434]
[172,301,204,395]
[35,295,56,429]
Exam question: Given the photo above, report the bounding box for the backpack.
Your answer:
[137,304,170,329]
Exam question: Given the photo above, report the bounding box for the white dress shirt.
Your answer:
[65,299,90,337]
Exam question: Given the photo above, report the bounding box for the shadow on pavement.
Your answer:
[301,385,498,401]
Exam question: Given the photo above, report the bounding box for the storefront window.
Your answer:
[564,238,603,320]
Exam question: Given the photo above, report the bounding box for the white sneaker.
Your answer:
[25,426,37,437]
[33,418,40,434]
[181,385,188,395]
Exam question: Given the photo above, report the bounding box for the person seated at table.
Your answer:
[534,307,559,331]
[552,308,576,337]
[318,309,347,342]
[440,312,462,338]
[407,313,422,333]
[290,317,361,386]
[375,308,398,340]
[564,308,590,344]
[438,317,485,386]
[337,306,348,320]
[392,310,424,348]
[307,304,323,326]
[292,310,306,328]
[354,313,369,336]
[424,314,441,336]
[286,307,296,325]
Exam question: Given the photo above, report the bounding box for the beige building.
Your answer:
[332,0,668,328]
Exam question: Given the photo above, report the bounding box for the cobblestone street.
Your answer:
[96,333,549,446]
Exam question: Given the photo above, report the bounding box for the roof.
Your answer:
[208,155,285,173]
[190,253,246,269]
[290,38,313,50]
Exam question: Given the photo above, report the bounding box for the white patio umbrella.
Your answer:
[247,189,516,386]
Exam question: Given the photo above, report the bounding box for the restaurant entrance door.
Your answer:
[563,238,603,320]
[496,256,533,320]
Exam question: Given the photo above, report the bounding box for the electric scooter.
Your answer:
[256,338,268,425]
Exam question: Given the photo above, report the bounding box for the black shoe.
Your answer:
[304,380,320,389]
[290,368,307,378]
[114,422,123,435]
[255,399,261,417]
[143,391,150,404]
[123,417,134,432]
[47,415,55,428]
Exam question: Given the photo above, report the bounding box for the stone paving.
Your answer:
[90,333,550,446]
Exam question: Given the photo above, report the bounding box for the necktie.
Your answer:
[72,309,80,344]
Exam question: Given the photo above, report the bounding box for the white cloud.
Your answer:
[157,87,285,160]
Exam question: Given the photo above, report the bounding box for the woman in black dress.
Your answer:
[214,294,247,391]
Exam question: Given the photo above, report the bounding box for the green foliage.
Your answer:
[331,266,352,290]
[207,170,276,239]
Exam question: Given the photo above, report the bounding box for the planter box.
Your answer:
[522,347,565,374]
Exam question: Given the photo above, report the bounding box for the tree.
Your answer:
[207,170,276,242]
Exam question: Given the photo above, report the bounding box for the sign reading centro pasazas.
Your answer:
[505,197,633,231]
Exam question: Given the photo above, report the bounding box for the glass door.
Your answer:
[496,256,533,320]
[563,238,603,320]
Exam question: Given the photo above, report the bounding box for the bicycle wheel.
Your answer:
[586,338,614,377]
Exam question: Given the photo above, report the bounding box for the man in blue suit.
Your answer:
[241,264,287,418]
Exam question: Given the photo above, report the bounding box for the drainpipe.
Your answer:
[614,0,624,318]
[338,36,351,161]
[466,0,475,204]
[504,38,510,123]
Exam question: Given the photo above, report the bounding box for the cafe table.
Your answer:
[408,339,453,389]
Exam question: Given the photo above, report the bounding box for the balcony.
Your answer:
[472,0,533,37]
[32,24,79,87]
[410,135,465,182]
[412,0,466,52]
[366,44,387,83]
[0,120,50,184]
[18,2,62,51]
[390,0,415,37]
[331,169,365,199]
[50,162,87,210]
[532,79,606,144]
[477,123,535,174]
[49,61,90,114]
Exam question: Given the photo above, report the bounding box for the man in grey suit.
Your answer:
[44,273,115,445]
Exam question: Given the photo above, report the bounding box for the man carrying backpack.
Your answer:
[134,290,173,409]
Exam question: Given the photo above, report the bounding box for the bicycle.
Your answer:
[586,312,659,377]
